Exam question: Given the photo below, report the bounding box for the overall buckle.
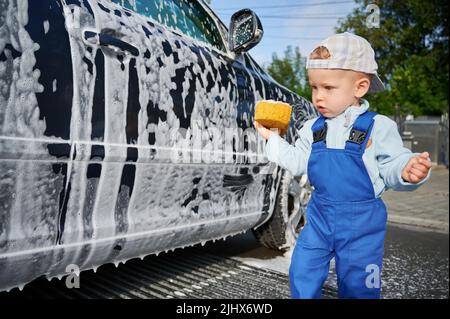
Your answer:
[348,129,367,145]
[313,126,327,143]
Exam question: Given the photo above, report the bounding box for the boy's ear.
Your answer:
[354,76,370,98]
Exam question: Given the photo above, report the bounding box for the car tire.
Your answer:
[253,169,312,251]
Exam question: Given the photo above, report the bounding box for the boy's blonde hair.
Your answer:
[309,46,331,60]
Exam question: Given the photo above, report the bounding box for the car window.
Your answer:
[111,0,226,51]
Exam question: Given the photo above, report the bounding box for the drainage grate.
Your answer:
[0,247,338,299]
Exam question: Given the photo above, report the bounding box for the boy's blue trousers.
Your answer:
[289,111,387,299]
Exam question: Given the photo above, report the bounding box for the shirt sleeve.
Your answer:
[374,115,432,191]
[264,119,314,177]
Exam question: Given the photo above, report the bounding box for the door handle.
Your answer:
[83,31,139,57]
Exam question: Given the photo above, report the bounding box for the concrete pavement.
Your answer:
[382,165,449,233]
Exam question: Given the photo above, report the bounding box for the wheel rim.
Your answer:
[287,174,311,240]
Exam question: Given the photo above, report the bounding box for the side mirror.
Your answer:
[229,9,263,54]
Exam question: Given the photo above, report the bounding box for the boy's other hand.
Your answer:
[401,152,432,184]
[254,121,278,140]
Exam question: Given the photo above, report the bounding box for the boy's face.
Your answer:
[307,69,368,118]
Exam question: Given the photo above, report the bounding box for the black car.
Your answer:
[0,0,316,292]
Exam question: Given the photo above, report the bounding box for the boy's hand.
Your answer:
[254,121,278,140]
[401,152,432,184]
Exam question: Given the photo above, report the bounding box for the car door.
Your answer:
[53,0,276,270]
[0,0,99,291]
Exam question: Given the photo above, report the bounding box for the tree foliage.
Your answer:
[336,0,448,115]
[266,46,312,102]
[266,0,448,116]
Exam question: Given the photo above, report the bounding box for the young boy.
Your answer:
[254,32,432,299]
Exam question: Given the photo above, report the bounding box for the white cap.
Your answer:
[306,32,385,93]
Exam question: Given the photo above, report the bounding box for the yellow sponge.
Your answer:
[255,100,292,136]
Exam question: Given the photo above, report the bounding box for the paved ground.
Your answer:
[322,224,449,299]
[213,224,448,299]
[382,165,449,232]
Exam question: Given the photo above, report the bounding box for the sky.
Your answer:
[209,0,358,67]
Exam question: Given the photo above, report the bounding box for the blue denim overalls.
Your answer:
[289,111,387,299]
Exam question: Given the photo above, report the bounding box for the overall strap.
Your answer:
[311,116,327,149]
[345,111,377,153]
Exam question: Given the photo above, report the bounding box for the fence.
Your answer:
[400,114,449,167]
[439,113,449,167]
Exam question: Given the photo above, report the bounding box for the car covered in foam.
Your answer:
[0,0,316,292]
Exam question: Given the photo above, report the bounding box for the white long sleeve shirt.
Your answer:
[265,99,431,198]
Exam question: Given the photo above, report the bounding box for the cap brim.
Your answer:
[368,74,385,93]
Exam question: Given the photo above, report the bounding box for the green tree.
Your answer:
[336,0,449,115]
[266,46,312,102]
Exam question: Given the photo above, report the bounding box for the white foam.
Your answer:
[43,20,50,34]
